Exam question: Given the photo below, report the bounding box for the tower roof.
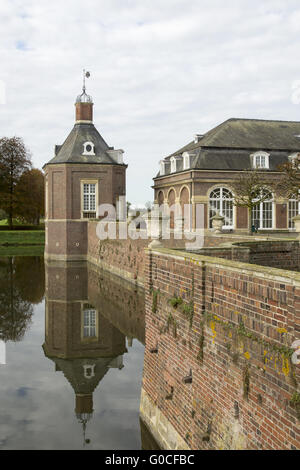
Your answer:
[45,122,118,165]
[44,72,125,168]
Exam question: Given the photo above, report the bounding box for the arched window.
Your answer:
[168,189,176,229]
[158,191,164,206]
[180,187,190,230]
[209,188,234,229]
[251,189,273,229]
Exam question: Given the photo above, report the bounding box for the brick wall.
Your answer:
[141,248,300,450]
[87,222,192,285]
[88,221,300,286]
[192,241,300,272]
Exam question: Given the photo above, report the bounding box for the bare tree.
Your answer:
[232,170,275,235]
[277,156,300,202]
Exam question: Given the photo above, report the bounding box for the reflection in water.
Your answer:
[0,256,146,449]
[43,260,145,447]
[0,257,44,342]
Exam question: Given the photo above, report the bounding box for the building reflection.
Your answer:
[42,261,145,446]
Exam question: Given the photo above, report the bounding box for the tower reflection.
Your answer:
[43,261,145,446]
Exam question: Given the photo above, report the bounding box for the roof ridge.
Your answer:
[227,117,300,124]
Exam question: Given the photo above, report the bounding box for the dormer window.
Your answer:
[288,152,300,168]
[83,364,95,379]
[170,157,177,173]
[183,152,190,170]
[251,151,270,169]
[83,141,95,156]
[160,161,166,176]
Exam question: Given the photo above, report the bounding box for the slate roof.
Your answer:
[52,357,117,395]
[44,122,120,166]
[155,118,300,178]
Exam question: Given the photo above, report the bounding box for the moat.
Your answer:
[0,256,149,450]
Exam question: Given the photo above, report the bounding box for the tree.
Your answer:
[0,137,32,228]
[14,256,45,304]
[15,168,44,225]
[232,170,275,235]
[0,257,33,342]
[277,156,300,202]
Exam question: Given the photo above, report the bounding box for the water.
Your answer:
[0,256,146,450]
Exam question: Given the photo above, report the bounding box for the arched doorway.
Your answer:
[168,189,176,229]
[209,188,234,229]
[252,189,273,229]
[158,190,164,207]
[180,187,190,230]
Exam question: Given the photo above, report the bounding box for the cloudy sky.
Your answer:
[1,0,300,203]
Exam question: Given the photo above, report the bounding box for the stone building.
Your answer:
[43,82,127,260]
[153,118,300,232]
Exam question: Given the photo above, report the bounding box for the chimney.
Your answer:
[194,134,203,144]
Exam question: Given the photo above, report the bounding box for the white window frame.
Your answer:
[82,141,95,156]
[288,153,300,169]
[209,187,235,230]
[288,195,300,230]
[251,151,270,169]
[251,189,274,230]
[81,180,98,219]
[160,160,166,176]
[81,305,99,342]
[183,152,190,170]
[170,157,177,173]
[83,364,95,379]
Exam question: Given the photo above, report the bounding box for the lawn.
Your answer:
[0,219,23,226]
[0,245,44,256]
[0,230,45,246]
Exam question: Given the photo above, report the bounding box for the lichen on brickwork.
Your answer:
[151,288,160,314]
[290,392,300,420]
[203,312,294,362]
[243,364,250,400]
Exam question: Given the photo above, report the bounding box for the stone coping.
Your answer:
[146,246,300,284]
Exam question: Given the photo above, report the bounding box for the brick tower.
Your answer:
[43,74,127,261]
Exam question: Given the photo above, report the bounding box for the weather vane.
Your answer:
[82,69,90,93]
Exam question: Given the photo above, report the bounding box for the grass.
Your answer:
[0,218,23,226]
[0,245,44,256]
[0,231,45,246]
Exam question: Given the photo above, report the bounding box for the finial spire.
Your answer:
[82,69,90,93]
[76,70,93,104]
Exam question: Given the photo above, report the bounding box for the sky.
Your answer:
[1,0,300,204]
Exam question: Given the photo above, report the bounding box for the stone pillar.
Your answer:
[148,212,163,248]
[174,215,184,233]
[292,215,300,240]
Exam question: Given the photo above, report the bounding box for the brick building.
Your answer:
[43,82,127,260]
[153,118,300,232]
[43,261,127,445]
